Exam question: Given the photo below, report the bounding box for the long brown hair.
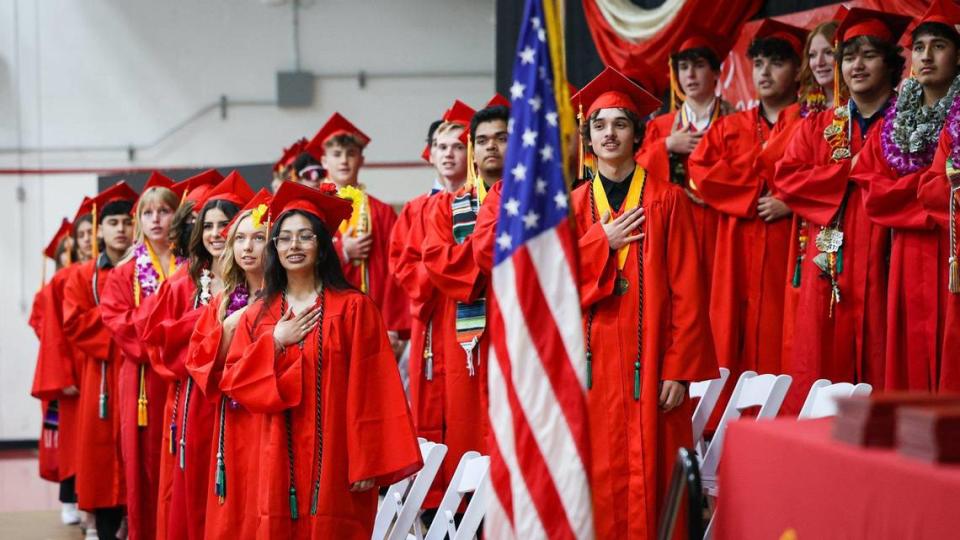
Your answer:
[187,200,239,289]
[216,209,263,320]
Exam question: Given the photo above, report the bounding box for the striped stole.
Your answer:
[452,190,486,376]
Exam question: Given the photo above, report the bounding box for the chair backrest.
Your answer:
[799,380,873,419]
[385,440,448,540]
[690,367,730,455]
[373,440,446,540]
[424,452,489,540]
[699,371,792,482]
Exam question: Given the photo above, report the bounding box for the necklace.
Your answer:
[882,76,960,175]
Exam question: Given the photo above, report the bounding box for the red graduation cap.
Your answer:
[420,142,433,163]
[675,25,736,62]
[273,138,308,174]
[143,171,175,191]
[93,181,138,210]
[73,196,94,223]
[43,218,73,260]
[196,170,255,209]
[752,18,810,58]
[268,180,353,234]
[305,113,371,161]
[221,188,273,239]
[485,93,511,109]
[836,7,911,44]
[916,0,960,29]
[443,100,477,126]
[174,169,224,205]
[572,67,662,119]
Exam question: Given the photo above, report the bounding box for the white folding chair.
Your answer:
[798,379,873,419]
[422,452,490,540]
[373,439,447,540]
[699,371,791,540]
[689,367,730,458]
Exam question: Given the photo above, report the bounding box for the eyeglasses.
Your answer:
[273,231,318,249]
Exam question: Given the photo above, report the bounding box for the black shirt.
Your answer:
[849,98,889,141]
[598,167,636,212]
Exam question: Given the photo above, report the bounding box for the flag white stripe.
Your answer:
[492,255,594,539]
[526,229,589,388]
[488,346,546,539]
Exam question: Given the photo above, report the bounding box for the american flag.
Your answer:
[485,0,594,538]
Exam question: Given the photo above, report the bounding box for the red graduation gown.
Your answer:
[185,292,262,540]
[774,108,890,413]
[571,172,718,539]
[638,111,720,290]
[100,258,171,540]
[917,131,960,392]
[62,260,125,510]
[220,291,422,539]
[420,185,496,489]
[333,192,411,338]
[142,271,213,540]
[30,284,60,482]
[31,265,81,483]
[687,105,801,379]
[853,123,946,392]
[388,192,452,507]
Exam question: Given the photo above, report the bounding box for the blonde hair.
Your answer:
[434,121,465,138]
[133,187,179,245]
[217,209,264,320]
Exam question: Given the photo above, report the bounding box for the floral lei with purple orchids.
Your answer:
[881,76,960,176]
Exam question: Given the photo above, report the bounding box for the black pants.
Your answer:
[58,475,77,503]
[95,507,125,540]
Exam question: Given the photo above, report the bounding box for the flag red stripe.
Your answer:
[489,293,578,540]
[512,243,592,467]
[487,435,515,526]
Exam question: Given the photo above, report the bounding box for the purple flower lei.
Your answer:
[133,242,183,298]
[225,284,250,317]
[947,96,960,165]
[881,83,955,176]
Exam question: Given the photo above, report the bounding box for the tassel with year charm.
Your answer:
[137,365,148,427]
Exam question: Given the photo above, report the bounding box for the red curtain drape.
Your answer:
[581,0,764,96]
[580,0,932,98]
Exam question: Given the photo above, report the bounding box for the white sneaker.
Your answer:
[84,528,99,540]
[60,502,81,525]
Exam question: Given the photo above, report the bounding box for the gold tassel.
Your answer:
[577,102,585,180]
[832,41,841,107]
[668,57,686,113]
[137,364,148,427]
[91,202,99,263]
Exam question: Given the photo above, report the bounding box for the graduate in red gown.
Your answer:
[636,31,733,290]
[570,68,718,539]
[31,219,74,490]
[852,1,960,392]
[420,102,511,504]
[220,181,421,539]
[687,20,805,385]
[918,103,960,392]
[757,14,845,377]
[33,197,95,525]
[62,182,138,539]
[774,8,911,410]
[185,189,270,540]
[99,173,184,540]
[144,171,252,540]
[300,113,410,356]
[389,100,477,508]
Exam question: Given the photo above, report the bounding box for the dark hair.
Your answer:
[470,105,510,141]
[55,236,72,270]
[71,214,93,261]
[840,35,906,88]
[261,210,353,306]
[672,47,722,72]
[293,151,322,175]
[912,21,960,50]
[169,200,195,259]
[187,200,240,288]
[99,200,133,223]
[747,37,801,65]
[579,108,644,154]
[427,119,443,144]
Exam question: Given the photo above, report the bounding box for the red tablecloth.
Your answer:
[715,418,960,539]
